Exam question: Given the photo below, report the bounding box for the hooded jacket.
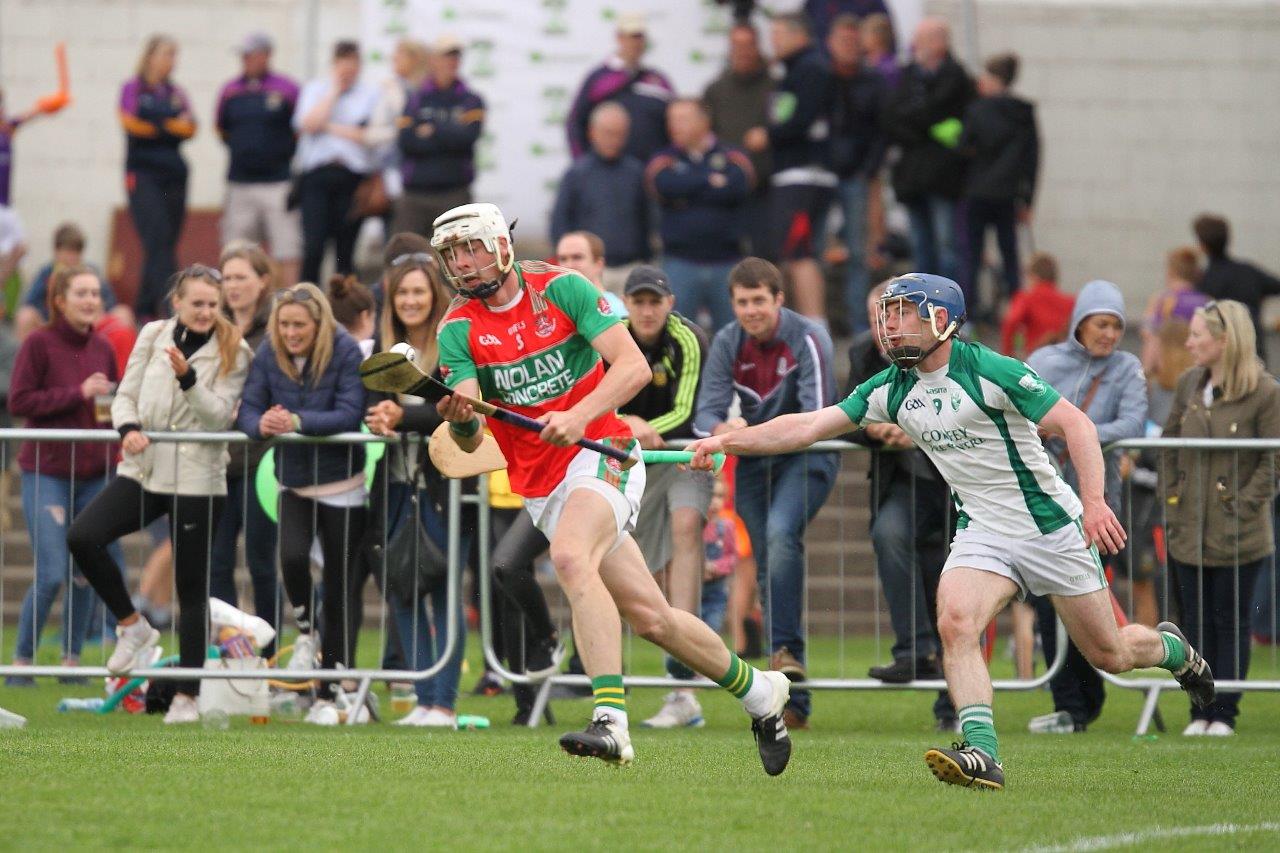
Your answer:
[1026,280,1147,511]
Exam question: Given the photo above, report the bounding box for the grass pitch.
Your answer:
[2,634,1279,851]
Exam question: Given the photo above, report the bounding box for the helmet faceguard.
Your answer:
[877,274,966,369]
[430,203,516,300]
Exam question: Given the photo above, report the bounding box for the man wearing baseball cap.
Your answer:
[566,12,675,163]
[215,32,302,284]
[618,265,717,729]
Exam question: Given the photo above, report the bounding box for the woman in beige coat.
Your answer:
[67,265,252,724]
[1161,299,1280,735]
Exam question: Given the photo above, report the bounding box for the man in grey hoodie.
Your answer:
[1025,279,1148,732]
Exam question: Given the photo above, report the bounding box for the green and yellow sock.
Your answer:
[715,653,754,699]
[591,675,627,725]
[957,704,1000,764]
[1158,632,1187,671]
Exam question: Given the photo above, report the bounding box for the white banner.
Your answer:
[360,0,924,242]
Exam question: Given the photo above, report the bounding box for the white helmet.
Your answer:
[430,202,516,299]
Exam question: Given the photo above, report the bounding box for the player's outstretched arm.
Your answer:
[541,324,651,447]
[1040,397,1126,554]
[436,378,486,453]
[688,405,853,469]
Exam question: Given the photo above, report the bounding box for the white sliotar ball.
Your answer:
[390,342,418,362]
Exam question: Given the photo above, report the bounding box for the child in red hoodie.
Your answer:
[999,251,1074,357]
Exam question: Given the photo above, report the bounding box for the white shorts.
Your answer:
[942,518,1108,600]
[523,441,645,549]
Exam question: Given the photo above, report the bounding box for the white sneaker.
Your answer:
[396,706,457,728]
[163,694,200,725]
[1028,711,1077,734]
[288,634,318,671]
[107,618,160,675]
[304,700,341,726]
[641,691,705,729]
[1182,719,1209,736]
[1204,721,1235,736]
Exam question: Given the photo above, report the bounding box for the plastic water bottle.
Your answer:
[201,708,230,731]
[0,707,27,728]
[456,714,490,731]
[57,697,106,713]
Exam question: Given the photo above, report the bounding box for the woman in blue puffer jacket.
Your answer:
[237,282,367,724]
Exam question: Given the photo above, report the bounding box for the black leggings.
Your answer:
[66,477,222,696]
[277,491,367,699]
[490,507,554,670]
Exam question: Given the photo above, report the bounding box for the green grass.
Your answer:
[3,633,1280,851]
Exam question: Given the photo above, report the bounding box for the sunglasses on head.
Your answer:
[275,288,316,305]
[390,252,434,268]
[1204,300,1225,324]
[183,263,222,283]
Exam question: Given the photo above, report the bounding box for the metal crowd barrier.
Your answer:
[0,429,463,725]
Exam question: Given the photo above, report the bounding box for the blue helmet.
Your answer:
[877,273,966,368]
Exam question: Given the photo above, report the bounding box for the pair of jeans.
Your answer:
[127,168,187,320]
[963,197,1020,303]
[734,451,838,718]
[869,469,948,663]
[663,256,738,334]
[1170,556,1264,727]
[904,194,957,282]
[837,175,871,333]
[208,473,280,657]
[14,472,122,661]
[66,476,223,696]
[386,481,467,710]
[276,491,367,700]
[298,164,364,284]
[1031,592,1105,727]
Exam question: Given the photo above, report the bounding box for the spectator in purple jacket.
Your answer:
[394,35,486,239]
[5,266,122,685]
[566,12,675,163]
[119,35,196,321]
[861,13,901,89]
[216,33,302,287]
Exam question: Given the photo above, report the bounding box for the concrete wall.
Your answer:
[3,0,1278,314]
[931,0,1280,311]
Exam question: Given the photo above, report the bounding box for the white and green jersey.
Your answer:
[838,339,1082,539]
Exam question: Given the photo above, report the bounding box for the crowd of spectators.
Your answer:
[1,6,1279,736]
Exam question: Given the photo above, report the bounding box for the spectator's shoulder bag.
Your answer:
[381,436,447,606]
[350,172,390,220]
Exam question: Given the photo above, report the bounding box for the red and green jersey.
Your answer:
[437,261,632,498]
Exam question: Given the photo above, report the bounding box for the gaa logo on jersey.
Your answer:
[535,313,556,338]
[1019,374,1047,395]
[597,296,613,316]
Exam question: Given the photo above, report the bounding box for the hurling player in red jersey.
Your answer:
[431,203,792,773]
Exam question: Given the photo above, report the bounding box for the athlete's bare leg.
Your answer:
[665,506,704,619]
[935,568,1019,708]
[1051,588,1166,673]
[600,534,732,679]
[547,489,626,677]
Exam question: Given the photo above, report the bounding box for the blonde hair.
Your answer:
[1153,320,1192,392]
[1196,299,1262,401]
[396,39,431,86]
[135,34,177,80]
[171,265,243,377]
[269,282,338,384]
[379,257,451,373]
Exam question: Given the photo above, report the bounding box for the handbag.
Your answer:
[349,172,390,220]
[379,437,448,606]
[197,657,270,717]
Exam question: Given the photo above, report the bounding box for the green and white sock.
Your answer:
[591,675,628,728]
[716,653,773,717]
[957,703,1000,764]
[1158,631,1187,672]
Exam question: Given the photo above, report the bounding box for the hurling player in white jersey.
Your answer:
[688,272,1215,790]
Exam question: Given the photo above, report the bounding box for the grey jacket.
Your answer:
[1027,280,1147,510]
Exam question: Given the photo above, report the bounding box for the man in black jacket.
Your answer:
[959,52,1039,307]
[883,18,973,284]
[751,14,834,319]
[1194,213,1280,360]
[846,279,956,730]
